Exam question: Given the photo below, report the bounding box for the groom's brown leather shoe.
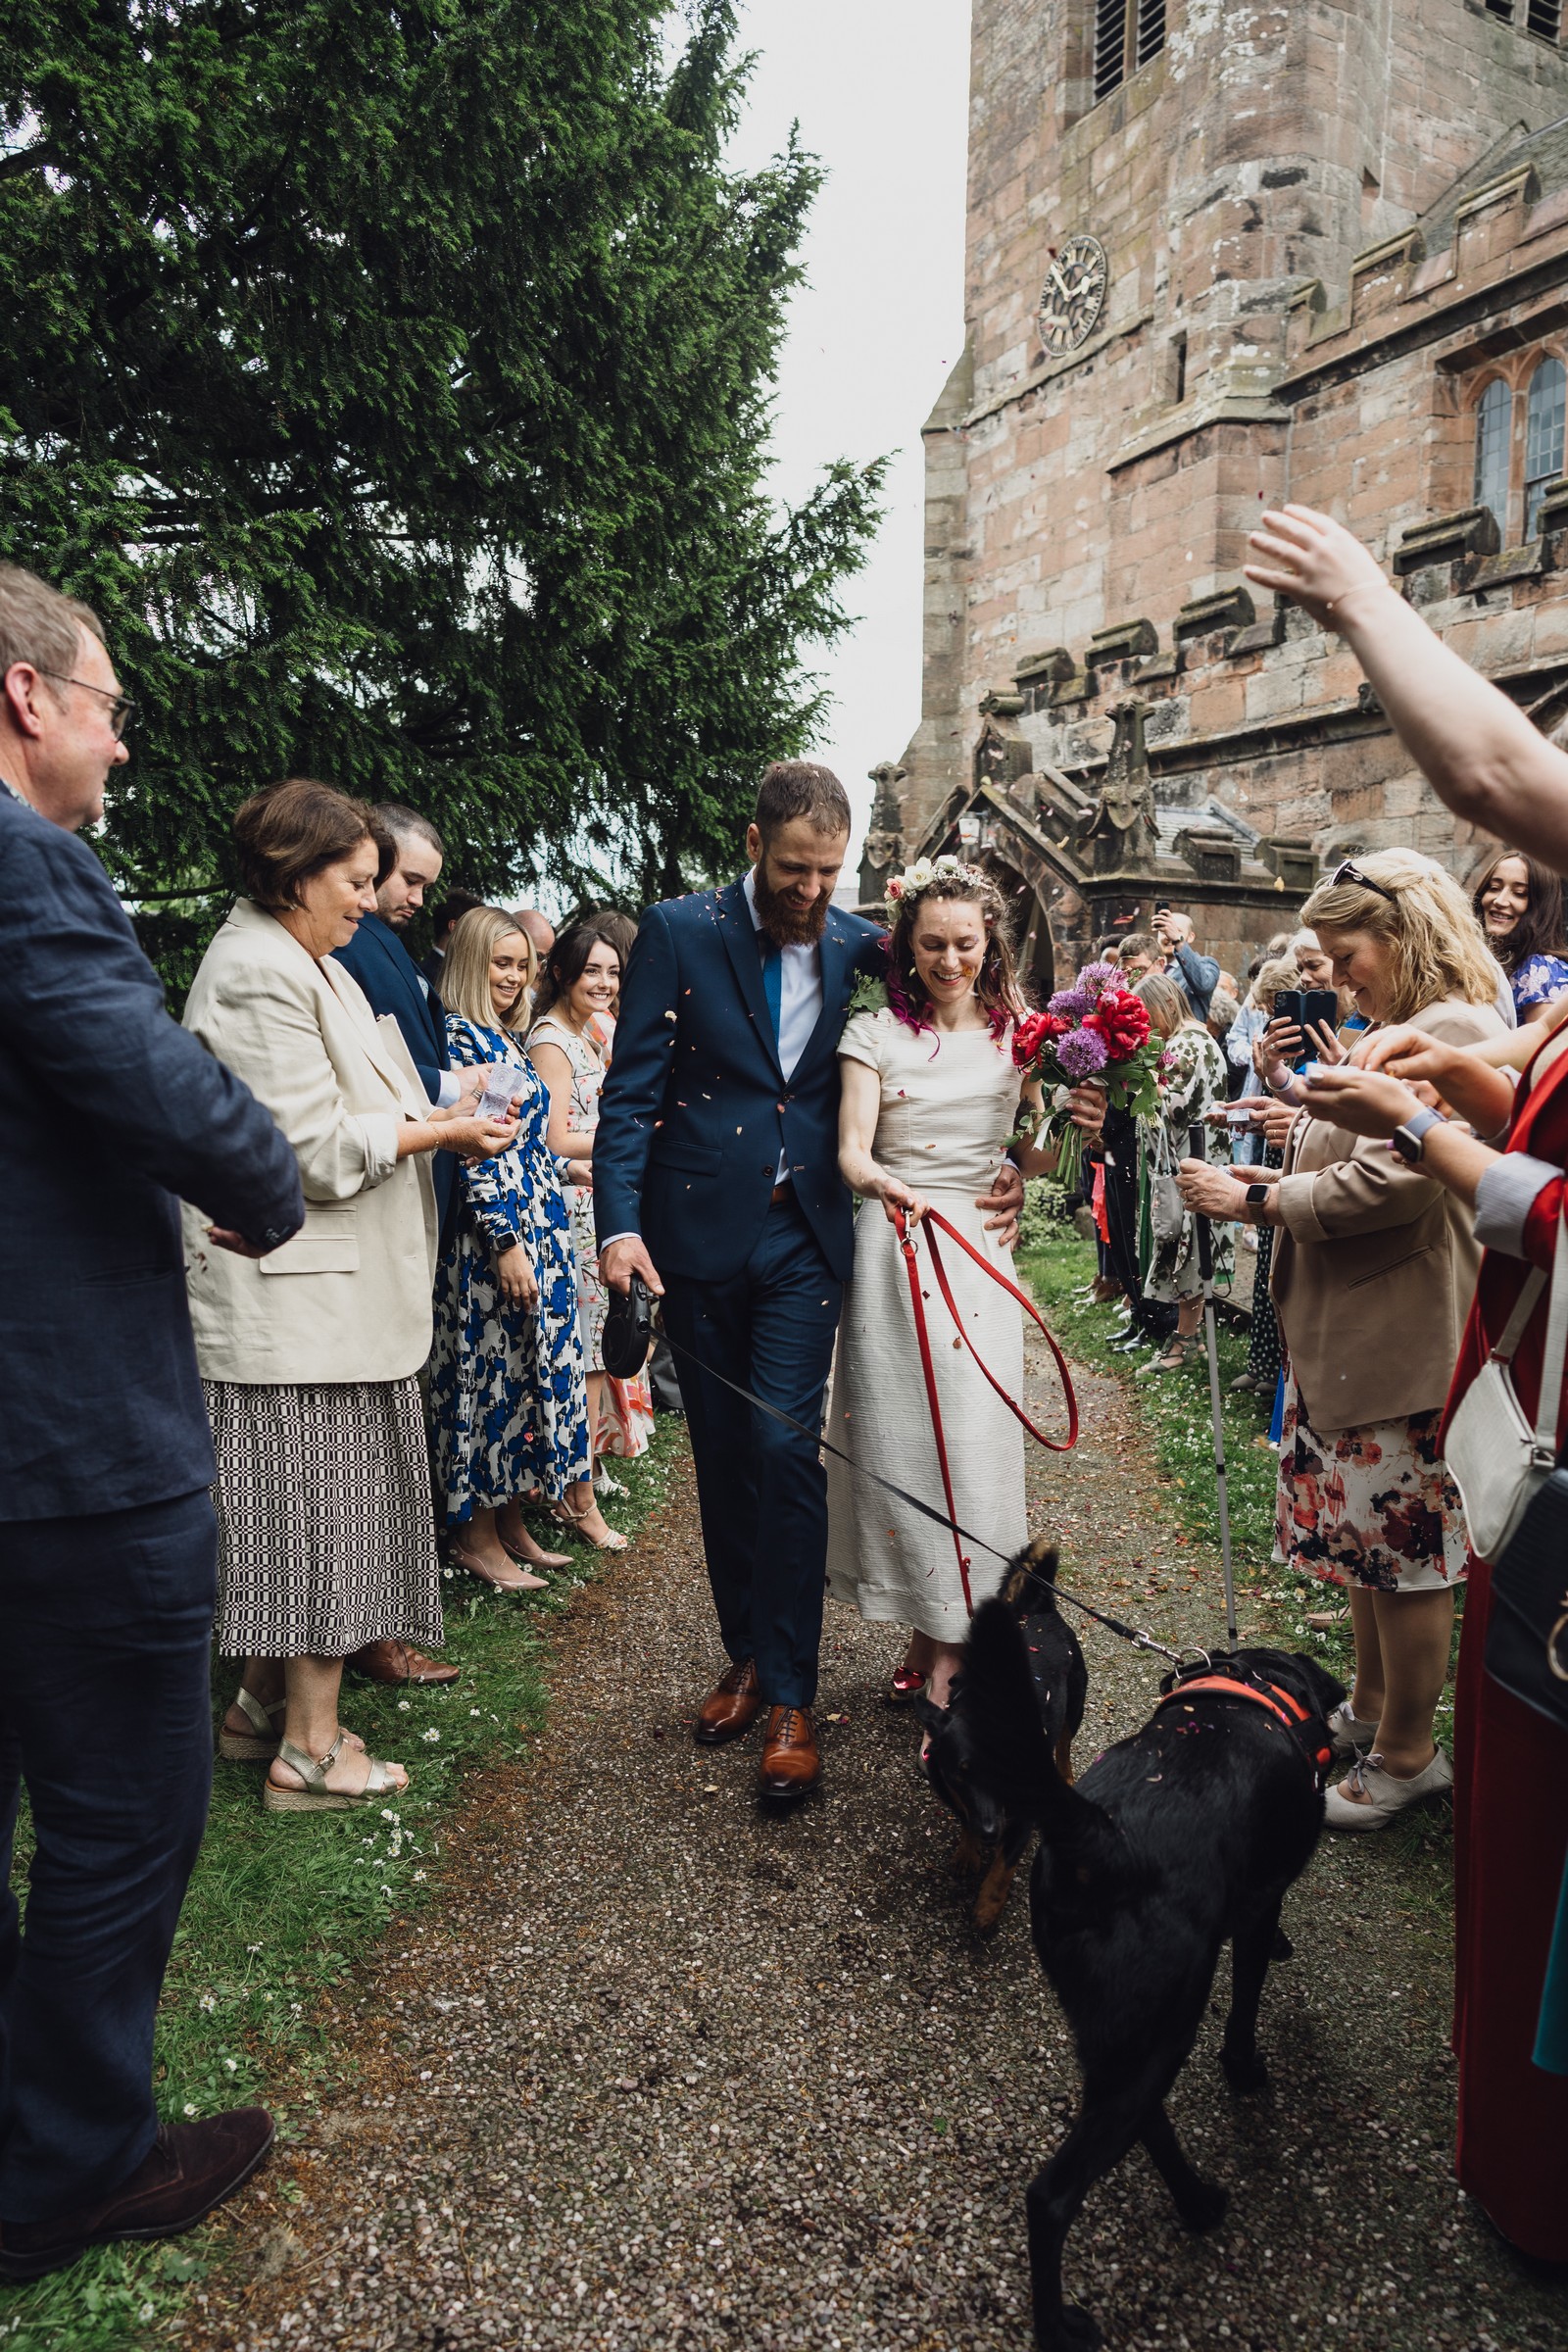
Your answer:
[758,1705,821,1803]
[695,1657,761,1745]
[0,2108,275,2280]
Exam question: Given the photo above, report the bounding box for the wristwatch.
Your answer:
[1391,1105,1446,1164]
[1244,1182,1271,1225]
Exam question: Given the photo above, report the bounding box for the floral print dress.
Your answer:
[1138,1022,1234,1302]
[427,1017,591,1527]
[1274,1387,1467,1593]
[1513,953,1568,1021]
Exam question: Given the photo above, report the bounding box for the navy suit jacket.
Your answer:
[333,910,456,1243]
[594,880,884,1286]
[0,790,304,1522]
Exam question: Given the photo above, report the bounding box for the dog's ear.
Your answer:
[1003,1537,1060,1615]
[910,1691,948,1733]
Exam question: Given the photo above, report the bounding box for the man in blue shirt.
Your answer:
[332,802,465,1690]
[1154,906,1220,1022]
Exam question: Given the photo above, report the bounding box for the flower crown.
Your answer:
[885,851,990,907]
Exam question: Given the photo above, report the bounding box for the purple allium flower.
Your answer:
[1077,961,1119,1001]
[1057,1027,1109,1081]
[1048,987,1092,1021]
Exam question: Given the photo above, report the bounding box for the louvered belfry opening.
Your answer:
[1093,0,1127,100]
[1094,0,1167,103]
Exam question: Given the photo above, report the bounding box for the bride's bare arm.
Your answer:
[838,1055,930,1227]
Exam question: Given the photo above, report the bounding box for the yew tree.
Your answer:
[0,0,882,973]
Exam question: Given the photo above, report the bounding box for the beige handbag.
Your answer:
[1446,1202,1568,1563]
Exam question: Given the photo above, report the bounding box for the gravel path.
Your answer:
[188,1346,1566,2352]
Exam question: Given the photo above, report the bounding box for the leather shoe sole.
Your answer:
[758,1765,821,1805]
[693,1704,761,1747]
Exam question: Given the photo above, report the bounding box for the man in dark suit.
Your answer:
[595,762,1022,1806]
[332,801,463,1690]
[0,564,304,2278]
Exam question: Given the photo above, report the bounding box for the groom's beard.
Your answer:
[753,860,831,948]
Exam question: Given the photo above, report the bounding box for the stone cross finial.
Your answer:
[1081,699,1160,873]
[858,760,908,905]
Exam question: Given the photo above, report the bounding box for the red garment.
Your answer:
[1091,1160,1109,1246]
[1444,1037,1568,2260]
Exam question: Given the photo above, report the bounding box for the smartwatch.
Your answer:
[1391,1105,1446,1164]
[1244,1182,1271,1224]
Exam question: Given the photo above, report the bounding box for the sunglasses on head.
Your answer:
[1329,858,1397,905]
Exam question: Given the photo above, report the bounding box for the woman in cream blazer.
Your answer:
[183,779,512,1815]
[1178,851,1502,1833]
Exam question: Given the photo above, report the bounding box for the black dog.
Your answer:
[957,1595,1345,2351]
[914,1540,1088,1935]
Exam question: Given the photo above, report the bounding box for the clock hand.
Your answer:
[1047,261,1072,303]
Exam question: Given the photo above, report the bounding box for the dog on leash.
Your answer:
[914,1539,1088,1935]
[956,1593,1344,2352]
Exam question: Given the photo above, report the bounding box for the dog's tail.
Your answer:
[960,1597,1117,1860]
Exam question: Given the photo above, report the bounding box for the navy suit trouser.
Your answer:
[0,1490,217,2223]
[659,1191,842,1710]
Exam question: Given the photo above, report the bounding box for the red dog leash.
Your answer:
[891,1204,1079,1617]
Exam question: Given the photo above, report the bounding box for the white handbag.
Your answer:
[1446,1201,1568,1563]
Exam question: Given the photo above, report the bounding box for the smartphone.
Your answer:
[1153,901,1171,915]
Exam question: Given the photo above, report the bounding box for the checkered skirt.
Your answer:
[204,1377,444,1658]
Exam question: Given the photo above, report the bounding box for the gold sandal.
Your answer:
[263,1733,407,1814]
[218,1685,285,1762]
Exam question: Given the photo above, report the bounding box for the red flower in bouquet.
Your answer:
[1012,1009,1070,1071]
[1085,987,1151,1060]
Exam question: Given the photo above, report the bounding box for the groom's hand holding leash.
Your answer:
[600,1235,665,1298]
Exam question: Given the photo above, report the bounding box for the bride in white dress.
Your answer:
[825,861,1102,1733]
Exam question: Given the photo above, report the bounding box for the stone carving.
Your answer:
[1079,699,1160,873]
[858,760,907,906]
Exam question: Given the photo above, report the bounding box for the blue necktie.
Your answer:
[760,937,783,1044]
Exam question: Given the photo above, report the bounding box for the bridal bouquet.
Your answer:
[1012,960,1161,1191]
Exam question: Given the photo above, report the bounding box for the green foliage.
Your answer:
[0,0,884,981]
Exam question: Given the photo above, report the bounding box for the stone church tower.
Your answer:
[893,1,1568,982]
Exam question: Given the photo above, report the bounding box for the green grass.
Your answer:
[0,1425,680,2351]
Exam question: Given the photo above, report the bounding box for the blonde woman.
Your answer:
[1178,850,1503,1828]
[426,907,609,1588]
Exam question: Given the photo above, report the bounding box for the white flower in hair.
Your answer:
[885,849,987,906]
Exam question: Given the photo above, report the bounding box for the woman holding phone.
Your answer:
[1177,851,1503,1828]
[426,907,602,1589]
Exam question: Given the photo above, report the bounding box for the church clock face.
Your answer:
[1039,235,1108,357]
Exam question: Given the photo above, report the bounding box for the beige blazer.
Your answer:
[181,899,438,1386]
[1269,995,1503,1432]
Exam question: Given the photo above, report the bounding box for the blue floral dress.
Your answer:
[427,1018,591,1528]
[1513,953,1568,1020]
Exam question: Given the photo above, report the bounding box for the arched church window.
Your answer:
[1525,356,1566,539]
[1473,377,1512,541]
[1094,0,1165,103]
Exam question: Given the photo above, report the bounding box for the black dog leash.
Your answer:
[640,1311,1186,1669]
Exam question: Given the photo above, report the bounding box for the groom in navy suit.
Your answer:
[595,763,1020,1804]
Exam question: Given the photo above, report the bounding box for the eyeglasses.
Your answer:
[34,671,137,740]
[1329,858,1397,905]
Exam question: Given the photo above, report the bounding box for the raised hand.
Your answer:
[1245,504,1394,634]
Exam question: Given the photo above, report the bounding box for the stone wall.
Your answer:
[901,0,1568,871]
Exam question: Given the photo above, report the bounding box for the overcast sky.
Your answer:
[724,0,971,866]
